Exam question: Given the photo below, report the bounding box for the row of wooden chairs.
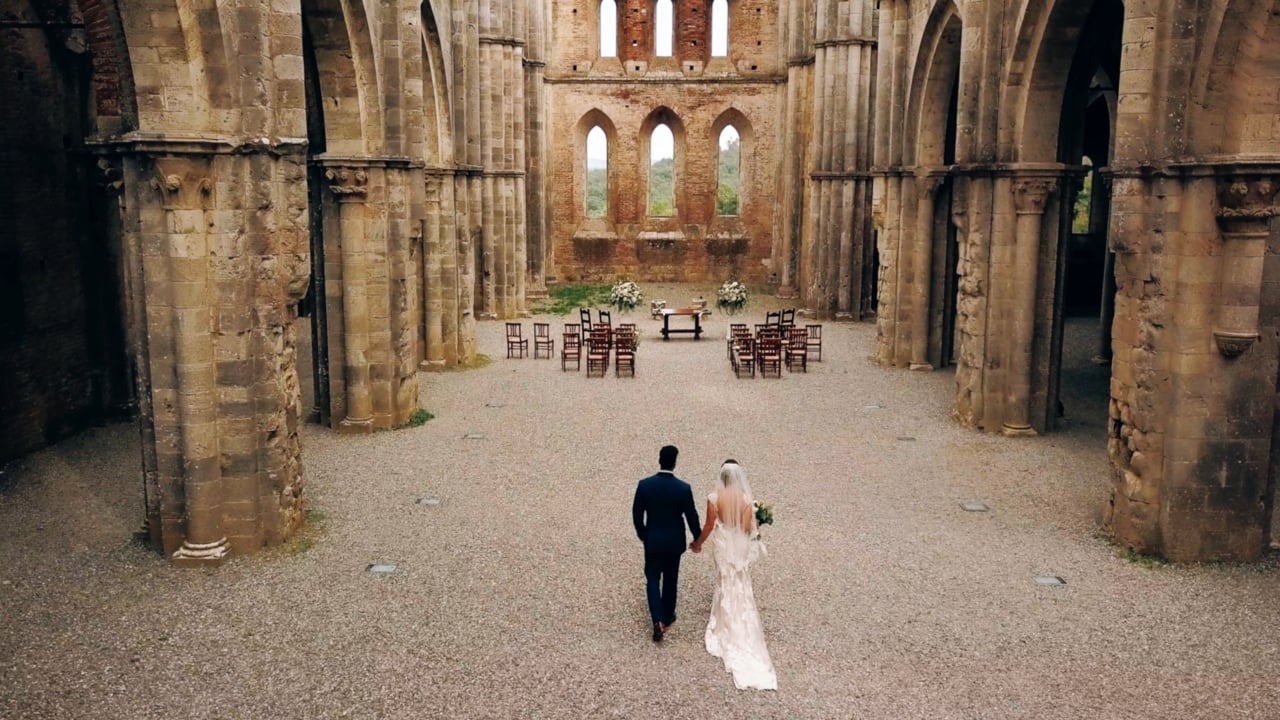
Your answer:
[561,322,637,377]
[506,322,560,359]
[728,323,821,378]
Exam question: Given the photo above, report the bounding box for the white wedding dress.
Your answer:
[704,489,777,691]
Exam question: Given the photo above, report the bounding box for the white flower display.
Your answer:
[716,280,749,315]
[609,280,643,311]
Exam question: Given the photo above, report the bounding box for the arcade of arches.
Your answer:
[3,0,1279,563]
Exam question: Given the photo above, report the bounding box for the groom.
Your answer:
[632,445,701,642]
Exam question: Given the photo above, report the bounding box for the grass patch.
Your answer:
[533,283,612,315]
[1122,547,1170,568]
[444,352,493,372]
[267,507,326,558]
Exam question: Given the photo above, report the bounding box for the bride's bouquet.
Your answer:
[753,500,774,528]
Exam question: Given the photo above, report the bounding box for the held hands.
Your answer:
[690,540,702,553]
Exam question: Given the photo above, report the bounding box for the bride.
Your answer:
[690,461,777,691]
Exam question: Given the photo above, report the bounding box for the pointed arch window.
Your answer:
[711,0,729,57]
[586,127,609,218]
[716,125,740,215]
[649,124,675,216]
[655,0,674,57]
[599,0,617,58]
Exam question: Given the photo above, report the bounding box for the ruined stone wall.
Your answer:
[871,0,1280,560]
[544,0,783,285]
[0,1,130,462]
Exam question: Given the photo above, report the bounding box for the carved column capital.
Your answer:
[150,159,214,209]
[1215,174,1280,231]
[325,167,368,201]
[1013,178,1057,215]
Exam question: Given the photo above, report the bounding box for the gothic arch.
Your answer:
[904,0,962,167]
[1188,0,1280,157]
[1003,0,1109,162]
[419,0,453,165]
[711,107,753,209]
[638,106,687,218]
[574,109,619,222]
[301,0,383,155]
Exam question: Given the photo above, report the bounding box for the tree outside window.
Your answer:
[586,126,608,218]
[717,126,740,215]
[649,124,675,216]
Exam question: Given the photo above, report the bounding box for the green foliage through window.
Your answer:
[717,130,740,216]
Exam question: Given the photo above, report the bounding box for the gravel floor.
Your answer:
[2,283,1279,720]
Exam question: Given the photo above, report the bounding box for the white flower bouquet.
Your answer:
[716,280,749,315]
[609,280,643,312]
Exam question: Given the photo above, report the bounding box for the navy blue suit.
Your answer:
[632,470,701,627]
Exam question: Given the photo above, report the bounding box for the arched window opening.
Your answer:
[716,125,740,215]
[599,0,617,58]
[655,0,673,57]
[586,126,608,218]
[711,0,729,57]
[1072,156,1094,234]
[649,124,675,216]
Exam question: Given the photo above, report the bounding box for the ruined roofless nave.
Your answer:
[2,0,1279,563]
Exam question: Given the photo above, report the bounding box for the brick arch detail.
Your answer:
[77,0,136,129]
[710,107,751,210]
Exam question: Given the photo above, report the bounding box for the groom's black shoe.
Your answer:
[665,614,677,627]
[652,622,665,642]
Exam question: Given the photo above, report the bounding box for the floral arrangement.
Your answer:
[753,500,774,527]
[716,280,749,315]
[609,280,643,312]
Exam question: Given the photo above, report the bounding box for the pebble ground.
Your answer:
[2,283,1278,720]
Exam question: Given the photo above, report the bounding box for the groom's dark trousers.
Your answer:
[633,470,701,626]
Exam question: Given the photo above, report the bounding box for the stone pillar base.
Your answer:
[171,538,229,566]
[835,311,855,320]
[1001,423,1038,438]
[776,286,799,299]
[477,312,499,320]
[419,359,447,372]
[339,416,374,435]
[909,362,934,372]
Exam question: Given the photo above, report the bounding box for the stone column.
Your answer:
[422,173,446,369]
[325,167,374,434]
[911,173,944,370]
[1003,176,1057,436]
[151,159,228,565]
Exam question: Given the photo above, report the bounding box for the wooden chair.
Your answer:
[780,308,797,335]
[615,336,635,377]
[784,327,808,373]
[614,325,637,352]
[533,322,554,359]
[805,324,823,361]
[505,322,528,358]
[758,336,783,378]
[579,308,593,345]
[727,323,748,359]
[561,332,581,371]
[586,335,609,377]
[597,308,612,329]
[733,336,756,378]
[765,310,781,329]
[564,323,580,343]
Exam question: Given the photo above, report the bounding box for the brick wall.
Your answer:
[547,0,782,284]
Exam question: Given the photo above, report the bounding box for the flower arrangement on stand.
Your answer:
[609,280,643,313]
[716,280,750,315]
